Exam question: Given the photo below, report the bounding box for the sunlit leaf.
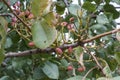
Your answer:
[74,46,83,63]
[0,17,7,64]
[100,59,112,78]
[32,19,57,49]
[31,0,48,17]
[43,12,57,27]
[42,61,59,79]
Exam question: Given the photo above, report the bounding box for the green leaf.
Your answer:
[0,2,7,13]
[60,59,69,67]
[74,46,83,62]
[12,58,32,69]
[33,66,46,79]
[0,76,10,80]
[106,57,117,71]
[103,65,112,78]
[82,1,96,12]
[9,0,18,5]
[90,24,107,34]
[68,4,81,16]
[56,1,66,14]
[97,77,110,80]
[114,52,120,65]
[112,0,120,5]
[43,12,57,27]
[5,37,12,48]
[104,4,119,19]
[100,59,112,78]
[42,61,59,79]
[97,76,120,80]
[0,17,7,64]
[32,19,57,49]
[105,0,110,4]
[113,76,120,80]
[66,76,90,80]
[31,0,48,17]
[97,14,109,24]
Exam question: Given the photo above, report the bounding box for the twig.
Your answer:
[83,47,103,69]
[83,47,105,76]
[5,42,81,58]
[2,0,31,32]
[82,66,97,80]
[83,28,120,43]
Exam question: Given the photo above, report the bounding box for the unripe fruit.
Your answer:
[11,22,15,26]
[77,67,85,72]
[12,17,17,22]
[19,12,25,17]
[28,42,35,47]
[16,1,20,7]
[13,4,17,9]
[69,17,74,22]
[68,47,73,54]
[25,10,30,16]
[67,24,74,30]
[60,22,68,27]
[67,65,73,71]
[28,13,34,19]
[55,48,63,55]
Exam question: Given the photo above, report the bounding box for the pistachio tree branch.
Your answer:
[2,0,31,32]
[5,42,81,58]
[5,28,120,57]
[83,28,120,43]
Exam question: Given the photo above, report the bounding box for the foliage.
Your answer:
[0,0,120,80]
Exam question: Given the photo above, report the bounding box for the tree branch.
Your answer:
[83,28,120,43]
[5,28,120,57]
[5,42,81,58]
[2,0,31,32]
